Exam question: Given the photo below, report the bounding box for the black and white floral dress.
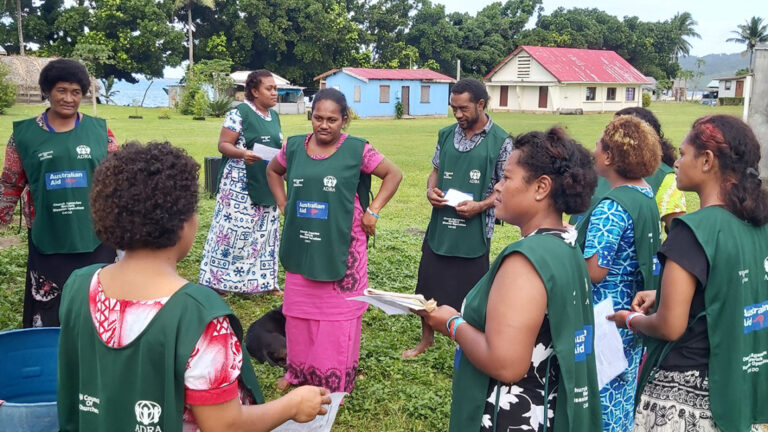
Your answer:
[479,229,571,432]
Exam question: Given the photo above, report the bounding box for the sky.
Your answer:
[435,0,757,57]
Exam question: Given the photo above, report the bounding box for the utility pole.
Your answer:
[456,59,461,81]
[749,44,768,177]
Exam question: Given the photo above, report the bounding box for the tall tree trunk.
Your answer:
[91,81,97,116]
[187,4,194,76]
[16,0,24,55]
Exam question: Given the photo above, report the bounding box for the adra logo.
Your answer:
[76,145,92,159]
[323,175,337,192]
[134,400,162,431]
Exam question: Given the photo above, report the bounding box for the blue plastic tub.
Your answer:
[0,327,60,432]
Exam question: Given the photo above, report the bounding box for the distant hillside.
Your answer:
[679,52,749,90]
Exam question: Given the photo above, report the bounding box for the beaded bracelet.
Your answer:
[625,312,644,333]
[366,207,380,219]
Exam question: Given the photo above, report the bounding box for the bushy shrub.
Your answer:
[0,63,17,114]
[157,108,171,119]
[207,96,234,117]
[642,92,651,107]
[718,97,744,106]
[179,81,203,115]
[394,101,404,119]
[192,91,210,117]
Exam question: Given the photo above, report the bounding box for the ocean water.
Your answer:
[107,77,181,108]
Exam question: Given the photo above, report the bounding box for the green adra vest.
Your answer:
[568,164,673,226]
[279,134,371,281]
[639,207,768,432]
[217,104,282,205]
[576,185,662,292]
[450,233,602,432]
[426,123,507,258]
[13,115,107,254]
[57,264,265,432]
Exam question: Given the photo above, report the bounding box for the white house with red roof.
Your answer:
[314,67,455,118]
[484,46,651,113]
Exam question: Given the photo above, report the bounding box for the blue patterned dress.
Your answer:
[583,185,653,432]
[198,103,282,293]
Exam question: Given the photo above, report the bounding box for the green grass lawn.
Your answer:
[0,101,741,431]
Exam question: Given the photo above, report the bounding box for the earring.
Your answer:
[536,196,541,200]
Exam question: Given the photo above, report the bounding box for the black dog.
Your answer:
[245,304,287,368]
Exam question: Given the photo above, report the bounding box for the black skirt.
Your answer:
[414,236,489,310]
[23,230,116,328]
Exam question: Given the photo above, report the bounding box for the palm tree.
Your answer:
[727,16,768,72]
[670,12,701,62]
[174,0,215,74]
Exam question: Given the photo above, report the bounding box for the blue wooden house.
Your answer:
[314,68,455,118]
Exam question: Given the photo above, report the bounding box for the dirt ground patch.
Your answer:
[0,236,22,250]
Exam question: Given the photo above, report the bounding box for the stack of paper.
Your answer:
[592,298,629,389]
[348,288,437,315]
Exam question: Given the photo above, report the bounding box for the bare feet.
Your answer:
[401,340,434,359]
[277,376,292,392]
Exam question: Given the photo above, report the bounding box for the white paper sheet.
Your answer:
[442,188,474,207]
[348,292,428,315]
[250,143,281,161]
[272,392,347,432]
[593,298,629,389]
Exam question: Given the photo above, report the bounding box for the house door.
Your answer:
[736,80,744,98]
[499,86,509,107]
[401,86,410,115]
[538,86,548,108]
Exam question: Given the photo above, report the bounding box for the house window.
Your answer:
[354,85,361,103]
[379,85,390,103]
[586,87,596,101]
[625,87,636,101]
[606,87,617,101]
[420,85,430,103]
[725,81,732,90]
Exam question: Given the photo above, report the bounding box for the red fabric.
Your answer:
[185,380,239,406]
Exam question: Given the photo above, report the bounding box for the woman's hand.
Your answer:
[243,149,261,164]
[361,210,378,236]
[416,305,460,338]
[426,187,448,208]
[286,386,331,423]
[631,290,657,313]
[605,310,630,329]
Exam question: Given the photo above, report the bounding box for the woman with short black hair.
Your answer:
[0,58,117,327]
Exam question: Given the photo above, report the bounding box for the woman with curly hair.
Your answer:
[609,115,768,432]
[199,70,283,293]
[570,107,686,240]
[58,141,330,432]
[419,128,602,432]
[576,115,662,432]
[0,58,117,327]
[266,88,402,394]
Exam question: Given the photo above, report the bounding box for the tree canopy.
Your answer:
[0,0,705,87]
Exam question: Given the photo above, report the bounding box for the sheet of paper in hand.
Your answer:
[251,143,281,161]
[272,392,347,432]
[593,297,629,389]
[348,288,437,315]
[442,188,474,207]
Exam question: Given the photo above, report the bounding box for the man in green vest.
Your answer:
[403,78,513,358]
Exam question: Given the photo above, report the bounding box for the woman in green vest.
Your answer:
[576,115,662,432]
[266,88,402,394]
[570,107,687,240]
[608,115,768,432]
[58,141,331,432]
[199,69,284,294]
[615,107,687,239]
[419,128,602,432]
[0,58,117,328]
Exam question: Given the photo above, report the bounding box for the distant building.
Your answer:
[484,46,650,113]
[0,55,99,104]
[230,71,306,114]
[716,74,750,98]
[314,68,455,118]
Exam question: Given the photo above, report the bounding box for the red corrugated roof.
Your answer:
[341,68,455,82]
[485,46,650,84]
